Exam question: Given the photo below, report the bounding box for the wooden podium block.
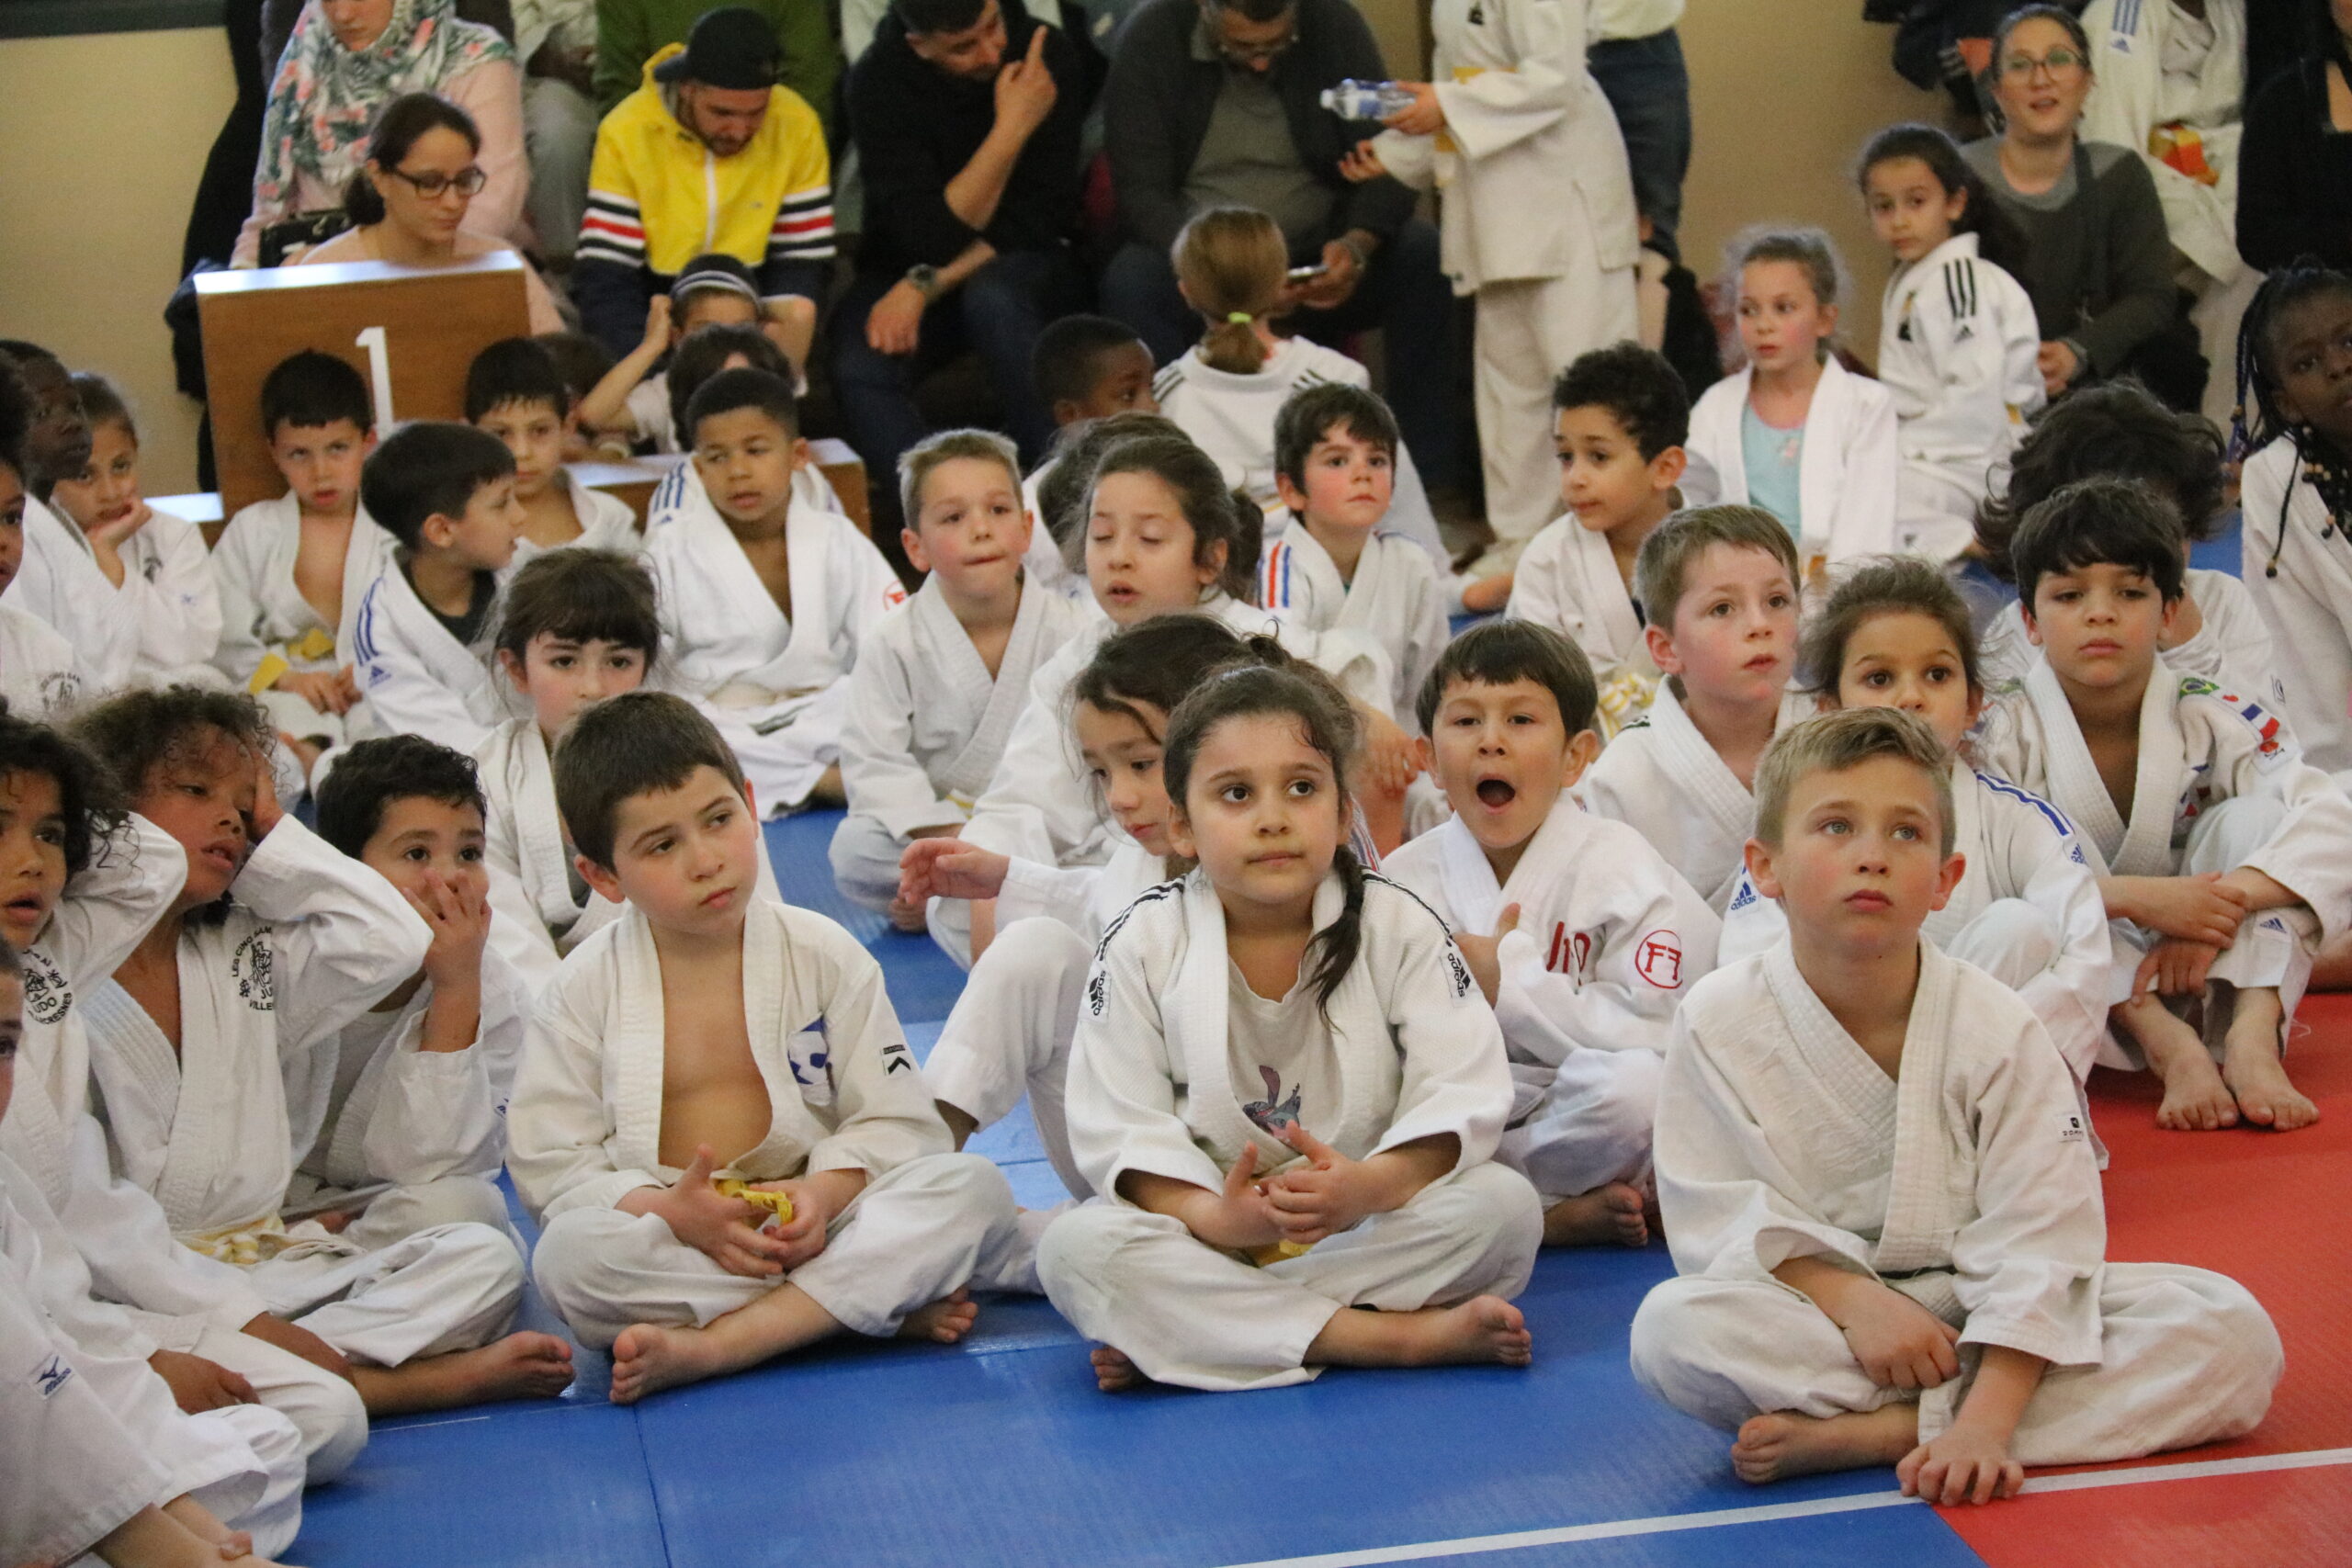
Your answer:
[196,254,532,517]
[150,491,226,548]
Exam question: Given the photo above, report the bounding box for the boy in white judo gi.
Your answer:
[350,422,527,754]
[1507,343,1690,738]
[0,940,306,1568]
[1981,477,2352,1133]
[1631,706,2281,1497]
[1385,621,1718,1248]
[466,337,641,564]
[302,737,537,1243]
[1579,503,1812,909]
[830,428,1087,928]
[74,691,568,1419]
[647,367,906,814]
[0,710,368,1483]
[512,694,1023,1403]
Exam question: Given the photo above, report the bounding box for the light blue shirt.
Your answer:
[1741,402,1804,541]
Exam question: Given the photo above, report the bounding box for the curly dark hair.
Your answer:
[0,701,125,880]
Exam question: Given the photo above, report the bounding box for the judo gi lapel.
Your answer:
[2024,657,2183,874]
[921,576,1036,798]
[1651,690,1757,846]
[1564,518,1645,663]
[497,724,584,933]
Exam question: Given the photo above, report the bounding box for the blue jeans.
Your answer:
[1101,218,1464,492]
[831,249,1086,520]
[1588,28,1691,263]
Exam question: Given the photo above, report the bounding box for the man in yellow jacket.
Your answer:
[575,7,835,361]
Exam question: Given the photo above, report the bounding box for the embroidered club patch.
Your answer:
[1634,930,1683,989]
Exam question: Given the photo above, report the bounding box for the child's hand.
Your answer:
[1338,139,1388,183]
[1832,1281,1962,1390]
[1380,81,1445,135]
[2136,937,2219,998]
[1452,904,1520,1006]
[407,868,491,992]
[244,744,285,843]
[1356,706,1420,799]
[642,1146,794,1278]
[86,501,153,552]
[1189,1144,1283,1251]
[273,669,350,716]
[2122,873,2247,946]
[1460,571,1513,614]
[899,835,1009,904]
[1897,1423,2025,1506]
[747,1177,835,1270]
[147,1349,256,1414]
[639,294,673,354]
[1262,1124,1386,1243]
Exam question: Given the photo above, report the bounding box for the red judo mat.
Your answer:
[1941,993,2352,1568]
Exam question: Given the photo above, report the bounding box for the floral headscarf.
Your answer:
[250,0,512,224]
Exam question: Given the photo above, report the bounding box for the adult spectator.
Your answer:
[1964,5,2202,410]
[1100,0,1459,492]
[574,7,833,365]
[236,0,525,266]
[262,0,514,81]
[594,0,840,136]
[1587,0,1691,263]
[511,0,599,267]
[2239,0,2352,271]
[299,94,567,332]
[835,0,1086,515]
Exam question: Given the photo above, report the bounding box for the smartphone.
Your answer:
[1287,264,1331,283]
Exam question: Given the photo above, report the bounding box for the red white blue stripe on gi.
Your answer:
[1261,541,1295,609]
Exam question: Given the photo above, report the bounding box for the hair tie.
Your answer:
[1227,311,1253,325]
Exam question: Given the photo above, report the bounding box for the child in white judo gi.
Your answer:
[1508,342,1690,738]
[579,254,819,455]
[648,367,905,814]
[1857,125,2043,562]
[303,737,539,1243]
[639,328,854,536]
[830,429,1089,929]
[1631,706,2282,1497]
[1980,478,2352,1133]
[1385,621,1719,1248]
[1579,504,1812,909]
[909,615,1256,1200]
[4,343,140,694]
[0,709,368,1483]
[0,363,82,719]
[1038,659,1543,1393]
[1344,0,1641,564]
[1680,229,1900,575]
[0,941,305,1568]
[513,693,1023,1403]
[1023,412,1188,610]
[466,337,640,564]
[45,373,223,690]
[1978,381,2275,705]
[209,351,393,777]
[74,690,568,1418]
[1719,558,2112,1079]
[351,422,528,754]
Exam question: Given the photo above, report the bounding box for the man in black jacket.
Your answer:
[836,0,1087,517]
[1101,0,1459,491]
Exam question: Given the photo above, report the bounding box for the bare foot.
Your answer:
[2117,998,2238,1130]
[349,1331,574,1416]
[608,1323,734,1404]
[898,1290,978,1344]
[1091,1345,1146,1392]
[1543,1182,1650,1248]
[887,896,929,933]
[1731,1405,1918,1485]
[2222,995,2319,1131]
[1311,1296,1533,1370]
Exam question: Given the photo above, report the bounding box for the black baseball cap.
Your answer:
[652,7,781,90]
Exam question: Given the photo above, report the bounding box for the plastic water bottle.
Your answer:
[1319,79,1415,120]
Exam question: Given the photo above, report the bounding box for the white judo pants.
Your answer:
[283,1172,514,1253]
[1630,1260,2280,1464]
[243,1222,524,1371]
[175,1320,369,1484]
[922,917,1091,1200]
[1895,457,1987,563]
[828,812,911,917]
[1036,1161,1543,1392]
[530,1152,1023,1349]
[1476,266,1639,555]
[1501,1048,1660,1207]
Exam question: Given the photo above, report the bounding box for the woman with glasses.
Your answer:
[1961,5,2197,410]
[298,94,567,333]
[234,0,526,267]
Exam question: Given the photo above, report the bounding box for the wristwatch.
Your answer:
[904,264,941,302]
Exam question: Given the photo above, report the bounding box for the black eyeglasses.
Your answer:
[385,164,488,198]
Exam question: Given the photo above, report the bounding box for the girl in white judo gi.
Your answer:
[1680,229,1900,576]
[1633,707,2280,1498]
[1342,0,1641,562]
[1038,659,1543,1393]
[0,942,305,1568]
[1719,559,2111,1080]
[74,691,571,1418]
[830,429,1089,928]
[1856,126,2044,562]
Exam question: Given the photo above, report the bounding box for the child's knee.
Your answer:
[886,1151,1020,1229]
[1592,1051,1663,1142]
[1035,1201,1156,1300]
[2183,795,2288,874]
[390,1175,512,1235]
[1418,1162,1544,1260]
[1628,1277,1742,1412]
[277,1359,370,1482]
[1951,898,2063,989]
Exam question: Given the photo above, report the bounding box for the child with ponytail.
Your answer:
[1036,660,1541,1393]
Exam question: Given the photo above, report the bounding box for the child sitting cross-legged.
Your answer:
[1037,660,1542,1393]
[829,429,1088,931]
[1385,621,1719,1249]
[513,693,1024,1404]
[1632,706,2282,1497]
[465,338,640,566]
[1979,478,2352,1132]
[1579,504,1812,910]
